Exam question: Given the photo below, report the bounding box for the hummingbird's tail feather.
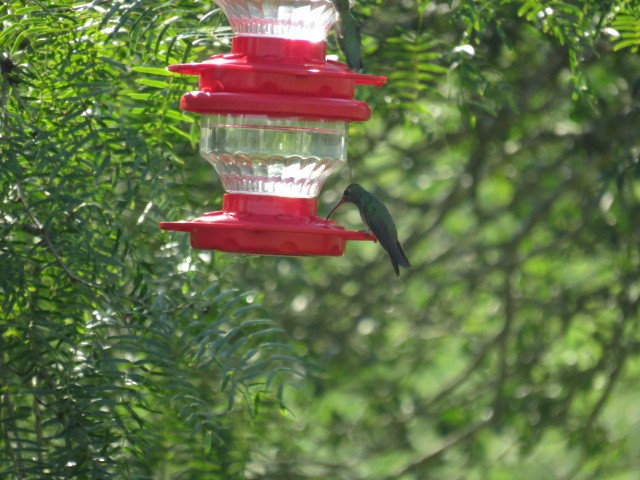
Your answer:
[391,257,400,277]
[389,242,409,277]
[396,241,411,269]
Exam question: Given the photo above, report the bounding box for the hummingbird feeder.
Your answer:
[160,0,386,256]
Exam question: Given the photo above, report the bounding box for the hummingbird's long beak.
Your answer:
[326,198,346,220]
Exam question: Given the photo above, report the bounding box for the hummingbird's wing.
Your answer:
[364,201,411,276]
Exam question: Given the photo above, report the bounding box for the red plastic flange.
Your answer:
[178,91,373,121]
[167,35,386,120]
[160,194,375,256]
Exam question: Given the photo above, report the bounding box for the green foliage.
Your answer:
[381,31,447,111]
[2,0,640,479]
[611,11,640,53]
[1,1,301,478]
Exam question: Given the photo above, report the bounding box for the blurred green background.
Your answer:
[2,0,640,478]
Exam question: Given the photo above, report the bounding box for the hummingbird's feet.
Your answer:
[360,230,377,242]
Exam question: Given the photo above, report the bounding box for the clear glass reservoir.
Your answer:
[214,0,338,41]
[200,115,347,198]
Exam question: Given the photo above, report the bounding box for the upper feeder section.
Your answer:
[168,0,386,120]
[215,0,338,41]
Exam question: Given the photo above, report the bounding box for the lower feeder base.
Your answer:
[160,193,374,257]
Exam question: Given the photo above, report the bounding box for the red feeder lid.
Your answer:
[168,35,386,121]
[160,194,376,256]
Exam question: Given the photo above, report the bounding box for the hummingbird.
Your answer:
[333,0,364,72]
[327,184,411,276]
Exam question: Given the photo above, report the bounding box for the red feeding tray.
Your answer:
[160,194,374,256]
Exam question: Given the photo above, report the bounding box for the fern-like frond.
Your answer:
[610,13,640,53]
[380,30,447,112]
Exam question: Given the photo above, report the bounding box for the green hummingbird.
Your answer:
[327,184,411,276]
[333,0,364,72]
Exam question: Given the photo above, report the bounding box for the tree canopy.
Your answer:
[2,0,640,478]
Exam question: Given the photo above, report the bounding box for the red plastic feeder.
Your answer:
[161,194,374,256]
[160,0,386,256]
